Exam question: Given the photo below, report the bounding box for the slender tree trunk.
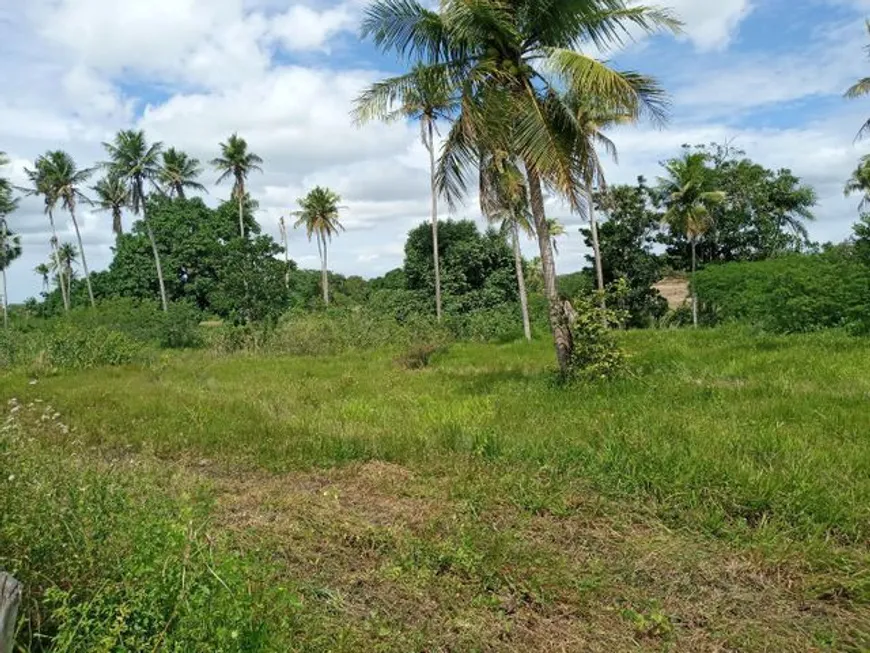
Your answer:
[177,185,186,201]
[138,182,168,312]
[691,239,698,328]
[283,230,290,290]
[586,186,606,310]
[47,209,69,312]
[112,208,123,240]
[238,182,246,239]
[69,205,96,308]
[512,219,532,341]
[319,234,329,306]
[1,220,7,329]
[427,118,443,321]
[525,162,573,375]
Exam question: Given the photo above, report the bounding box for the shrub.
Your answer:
[694,251,870,333]
[395,342,447,370]
[567,297,627,381]
[447,305,526,343]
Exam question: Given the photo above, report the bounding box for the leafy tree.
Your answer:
[480,150,534,340]
[92,173,129,239]
[355,63,457,321]
[583,178,667,327]
[659,151,726,327]
[662,144,816,266]
[40,151,96,307]
[405,219,516,314]
[845,20,870,140]
[293,186,344,306]
[159,148,206,199]
[846,155,870,212]
[23,155,69,311]
[212,134,263,239]
[102,130,169,311]
[362,0,680,373]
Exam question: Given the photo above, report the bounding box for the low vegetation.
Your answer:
[2,328,869,650]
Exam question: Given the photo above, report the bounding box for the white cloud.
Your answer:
[269,4,355,51]
[666,0,754,51]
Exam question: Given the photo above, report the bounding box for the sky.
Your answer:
[1,0,870,302]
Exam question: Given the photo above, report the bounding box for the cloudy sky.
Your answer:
[1,0,869,302]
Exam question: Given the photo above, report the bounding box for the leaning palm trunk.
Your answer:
[138,181,168,312]
[112,208,123,239]
[427,119,443,321]
[586,186,606,311]
[69,205,96,308]
[691,239,698,328]
[47,209,69,312]
[511,219,532,341]
[526,163,573,375]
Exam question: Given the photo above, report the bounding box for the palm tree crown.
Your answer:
[101,130,164,214]
[92,173,130,238]
[159,148,206,199]
[845,154,870,212]
[659,152,725,242]
[845,20,870,139]
[293,186,345,242]
[212,133,263,238]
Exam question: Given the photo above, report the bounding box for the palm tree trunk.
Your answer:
[1,220,7,329]
[112,208,123,239]
[238,183,246,239]
[69,205,96,308]
[283,231,290,290]
[691,239,698,328]
[427,118,443,321]
[177,185,186,201]
[512,219,531,342]
[138,181,168,312]
[319,234,329,306]
[586,186,606,310]
[525,162,573,375]
[47,209,69,312]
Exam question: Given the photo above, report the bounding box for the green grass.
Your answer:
[3,328,870,650]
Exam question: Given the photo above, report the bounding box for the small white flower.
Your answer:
[7,475,14,482]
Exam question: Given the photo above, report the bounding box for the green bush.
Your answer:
[567,297,627,381]
[694,251,870,333]
[447,305,526,343]
[1,403,270,650]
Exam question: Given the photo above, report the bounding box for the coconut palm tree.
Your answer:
[546,218,566,255]
[92,173,129,239]
[23,156,69,312]
[845,155,870,212]
[658,152,726,328]
[293,187,344,306]
[361,0,680,373]
[480,150,534,341]
[159,148,206,199]
[211,134,263,239]
[34,263,51,293]
[40,151,96,307]
[354,63,458,321]
[0,167,21,329]
[845,21,870,140]
[102,130,168,311]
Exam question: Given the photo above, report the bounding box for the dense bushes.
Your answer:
[694,249,870,333]
[0,325,148,372]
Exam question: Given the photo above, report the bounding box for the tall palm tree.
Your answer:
[159,148,206,199]
[211,134,263,239]
[658,152,725,328]
[361,0,680,374]
[845,154,870,212]
[41,151,96,307]
[293,186,345,306]
[845,21,870,140]
[355,63,458,321]
[102,130,168,311]
[546,218,566,255]
[0,165,21,329]
[92,173,129,239]
[34,263,51,293]
[23,156,69,312]
[480,150,534,341]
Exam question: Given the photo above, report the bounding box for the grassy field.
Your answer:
[2,328,869,651]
